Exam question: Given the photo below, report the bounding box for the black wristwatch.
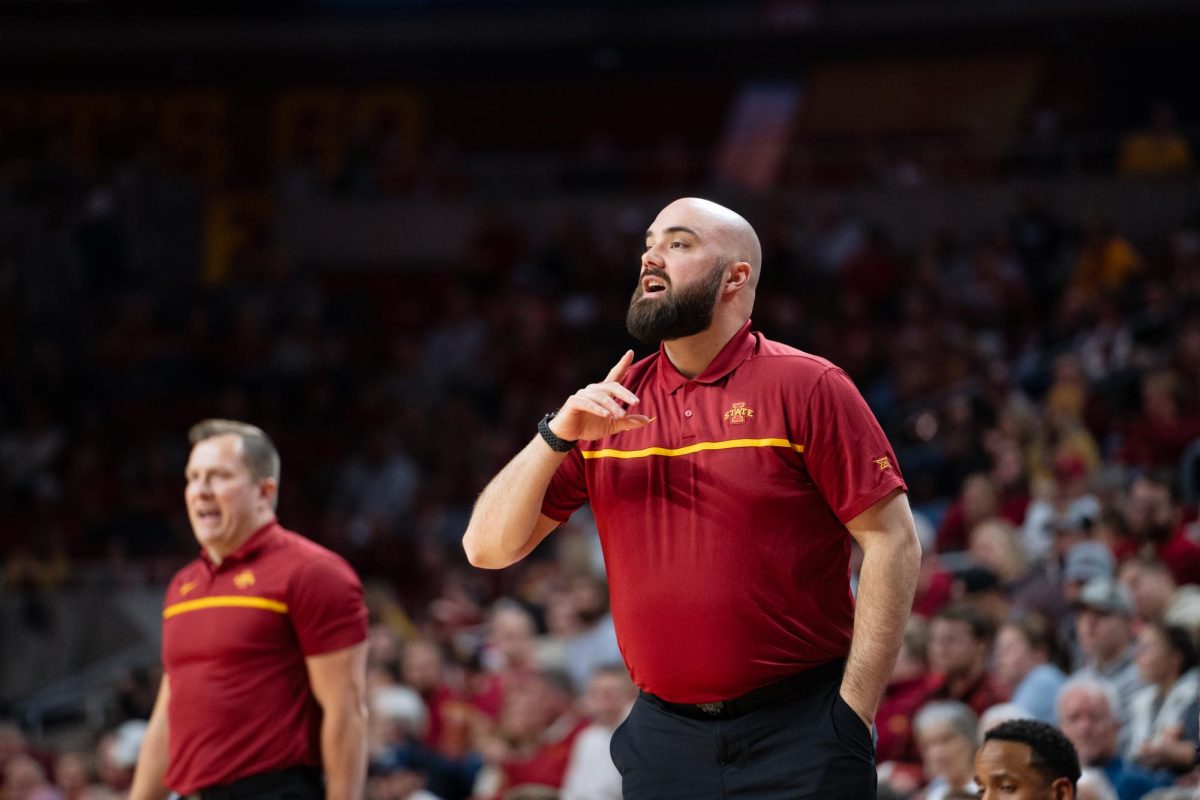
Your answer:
[538,412,578,452]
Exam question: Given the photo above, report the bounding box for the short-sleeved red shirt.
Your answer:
[162,521,368,794]
[542,322,906,703]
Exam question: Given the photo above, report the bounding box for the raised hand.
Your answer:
[549,350,654,442]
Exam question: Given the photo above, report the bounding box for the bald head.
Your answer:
[633,197,763,347]
[653,198,762,287]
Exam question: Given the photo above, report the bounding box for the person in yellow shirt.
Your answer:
[1070,222,1143,300]
[1118,102,1194,177]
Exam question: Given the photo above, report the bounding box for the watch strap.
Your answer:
[538,412,577,452]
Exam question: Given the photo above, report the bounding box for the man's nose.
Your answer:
[642,246,664,269]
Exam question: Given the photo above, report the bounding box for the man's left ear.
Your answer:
[259,478,279,508]
[1051,777,1075,800]
[727,262,752,290]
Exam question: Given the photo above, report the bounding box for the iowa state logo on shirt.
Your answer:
[233,570,256,589]
[723,402,754,424]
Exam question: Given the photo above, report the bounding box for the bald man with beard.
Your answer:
[464,198,922,798]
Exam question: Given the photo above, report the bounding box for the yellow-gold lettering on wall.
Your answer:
[352,88,425,149]
[273,89,345,182]
[160,91,230,187]
[39,92,125,169]
[203,191,271,286]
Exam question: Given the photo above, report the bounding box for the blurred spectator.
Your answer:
[994,615,1067,724]
[1117,472,1200,587]
[1060,541,1119,665]
[93,721,144,794]
[1068,222,1144,303]
[913,701,979,800]
[473,603,542,720]
[472,669,587,800]
[1064,542,1117,599]
[937,474,1002,554]
[1077,768,1120,800]
[1023,451,1102,563]
[1071,578,1143,749]
[3,755,61,800]
[50,754,90,800]
[367,769,442,800]
[976,702,1032,739]
[925,604,1009,717]
[0,725,33,775]
[877,616,932,794]
[1126,623,1199,772]
[948,566,1009,630]
[968,518,1064,623]
[912,519,955,619]
[402,639,474,760]
[556,575,622,695]
[1056,677,1138,797]
[369,683,475,800]
[1117,102,1194,178]
[1117,556,1177,625]
[560,665,636,800]
[1119,370,1200,470]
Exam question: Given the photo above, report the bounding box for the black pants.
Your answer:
[190,766,323,800]
[610,669,876,799]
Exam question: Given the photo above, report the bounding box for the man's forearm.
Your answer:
[841,530,922,723]
[321,703,367,800]
[128,678,171,800]
[462,435,567,568]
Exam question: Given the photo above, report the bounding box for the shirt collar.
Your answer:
[200,519,280,570]
[657,319,757,395]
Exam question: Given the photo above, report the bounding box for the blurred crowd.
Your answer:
[1,90,1199,799]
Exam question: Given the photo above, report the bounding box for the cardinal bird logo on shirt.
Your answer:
[233,570,256,589]
[723,402,754,424]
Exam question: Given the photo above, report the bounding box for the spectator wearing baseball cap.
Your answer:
[1062,542,1116,605]
[1069,578,1143,755]
[1057,541,1116,672]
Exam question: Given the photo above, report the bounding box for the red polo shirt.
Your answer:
[542,322,906,703]
[161,521,368,794]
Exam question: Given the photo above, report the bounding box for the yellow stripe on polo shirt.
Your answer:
[163,596,288,619]
[580,438,805,460]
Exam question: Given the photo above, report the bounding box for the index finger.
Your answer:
[604,349,635,383]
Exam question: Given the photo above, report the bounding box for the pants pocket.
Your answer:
[609,699,637,774]
[830,692,875,760]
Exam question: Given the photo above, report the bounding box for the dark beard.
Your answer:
[625,259,727,345]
